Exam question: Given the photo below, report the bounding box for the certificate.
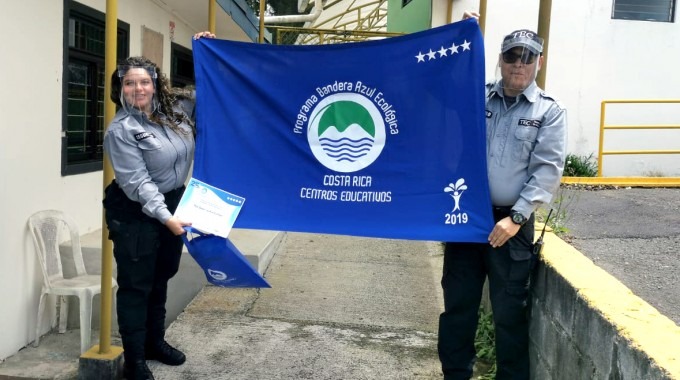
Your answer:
[174,178,245,238]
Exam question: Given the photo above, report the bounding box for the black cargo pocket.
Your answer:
[506,247,532,295]
[110,221,160,263]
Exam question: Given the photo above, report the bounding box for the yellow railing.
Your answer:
[598,100,680,176]
[269,25,401,45]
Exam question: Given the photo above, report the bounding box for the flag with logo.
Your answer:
[192,19,494,242]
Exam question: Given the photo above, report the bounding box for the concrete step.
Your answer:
[0,228,283,380]
[56,228,284,331]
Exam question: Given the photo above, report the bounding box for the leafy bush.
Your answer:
[564,153,598,177]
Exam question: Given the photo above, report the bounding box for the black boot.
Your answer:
[124,359,155,380]
[146,340,186,366]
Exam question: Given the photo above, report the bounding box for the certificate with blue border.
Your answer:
[174,178,245,238]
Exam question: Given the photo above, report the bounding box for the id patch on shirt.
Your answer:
[134,132,155,141]
[518,118,541,128]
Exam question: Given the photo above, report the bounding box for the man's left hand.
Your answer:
[488,216,521,247]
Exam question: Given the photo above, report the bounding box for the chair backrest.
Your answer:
[27,210,87,288]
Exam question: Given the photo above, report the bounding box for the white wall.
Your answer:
[0,0,71,361]
[0,0,248,361]
[434,0,680,176]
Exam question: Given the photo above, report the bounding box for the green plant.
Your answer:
[536,183,579,236]
[564,153,598,177]
[474,308,497,379]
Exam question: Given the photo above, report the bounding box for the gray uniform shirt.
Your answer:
[104,109,195,224]
[485,81,567,218]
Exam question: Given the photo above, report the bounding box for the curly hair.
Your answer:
[110,56,192,134]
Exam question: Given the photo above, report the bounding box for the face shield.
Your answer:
[495,30,544,95]
[117,65,158,115]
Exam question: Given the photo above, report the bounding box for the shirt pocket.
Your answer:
[138,137,165,171]
[511,118,539,162]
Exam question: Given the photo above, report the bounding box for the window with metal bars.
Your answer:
[612,0,676,22]
[171,42,195,88]
[62,1,129,175]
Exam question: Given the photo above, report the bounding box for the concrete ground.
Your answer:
[1,187,678,379]
[151,234,445,380]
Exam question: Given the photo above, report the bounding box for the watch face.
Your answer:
[512,212,525,224]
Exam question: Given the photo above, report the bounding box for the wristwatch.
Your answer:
[510,210,527,226]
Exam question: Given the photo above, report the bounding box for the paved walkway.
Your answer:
[151,233,445,379]
[2,187,677,379]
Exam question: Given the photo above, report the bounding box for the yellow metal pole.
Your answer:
[536,0,552,89]
[446,0,453,24]
[478,0,487,36]
[99,0,118,354]
[598,101,606,177]
[209,0,216,34]
[258,0,266,43]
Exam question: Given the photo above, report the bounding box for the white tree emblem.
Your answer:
[444,179,468,212]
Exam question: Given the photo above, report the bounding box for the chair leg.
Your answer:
[34,293,47,347]
[79,294,94,354]
[58,296,68,334]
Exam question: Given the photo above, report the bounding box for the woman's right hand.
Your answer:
[462,11,480,21]
[165,216,191,235]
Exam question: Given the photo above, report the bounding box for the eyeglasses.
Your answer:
[502,50,537,64]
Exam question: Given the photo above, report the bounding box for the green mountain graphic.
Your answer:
[317,101,375,137]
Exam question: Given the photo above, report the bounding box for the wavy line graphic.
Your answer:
[319,137,374,144]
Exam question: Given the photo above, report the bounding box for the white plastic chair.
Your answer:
[28,210,118,354]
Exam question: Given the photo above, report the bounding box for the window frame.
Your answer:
[611,0,676,22]
[62,0,129,176]
[170,42,195,88]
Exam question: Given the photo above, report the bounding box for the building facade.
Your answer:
[1,0,678,362]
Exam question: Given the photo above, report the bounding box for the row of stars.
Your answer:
[415,40,472,63]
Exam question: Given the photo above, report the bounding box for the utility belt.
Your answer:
[492,205,536,225]
[492,205,513,221]
[103,180,184,223]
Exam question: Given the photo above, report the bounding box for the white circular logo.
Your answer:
[307,93,386,173]
[207,269,228,281]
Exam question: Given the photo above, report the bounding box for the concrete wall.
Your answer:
[432,0,680,176]
[0,0,248,361]
[530,233,680,379]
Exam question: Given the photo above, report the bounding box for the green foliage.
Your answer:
[536,185,577,236]
[564,153,598,177]
[474,308,497,379]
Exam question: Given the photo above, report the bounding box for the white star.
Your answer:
[415,52,425,62]
[461,40,471,51]
[449,42,459,54]
[426,49,437,60]
[438,46,448,57]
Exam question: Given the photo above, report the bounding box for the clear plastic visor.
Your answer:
[118,65,158,115]
[495,46,541,95]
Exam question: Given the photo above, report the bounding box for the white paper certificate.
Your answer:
[174,178,245,238]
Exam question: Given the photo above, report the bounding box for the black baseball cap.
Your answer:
[501,29,544,54]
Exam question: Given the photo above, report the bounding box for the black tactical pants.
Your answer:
[438,208,535,380]
[104,183,184,362]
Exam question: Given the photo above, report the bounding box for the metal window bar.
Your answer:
[598,99,680,176]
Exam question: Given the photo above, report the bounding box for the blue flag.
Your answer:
[192,19,494,242]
